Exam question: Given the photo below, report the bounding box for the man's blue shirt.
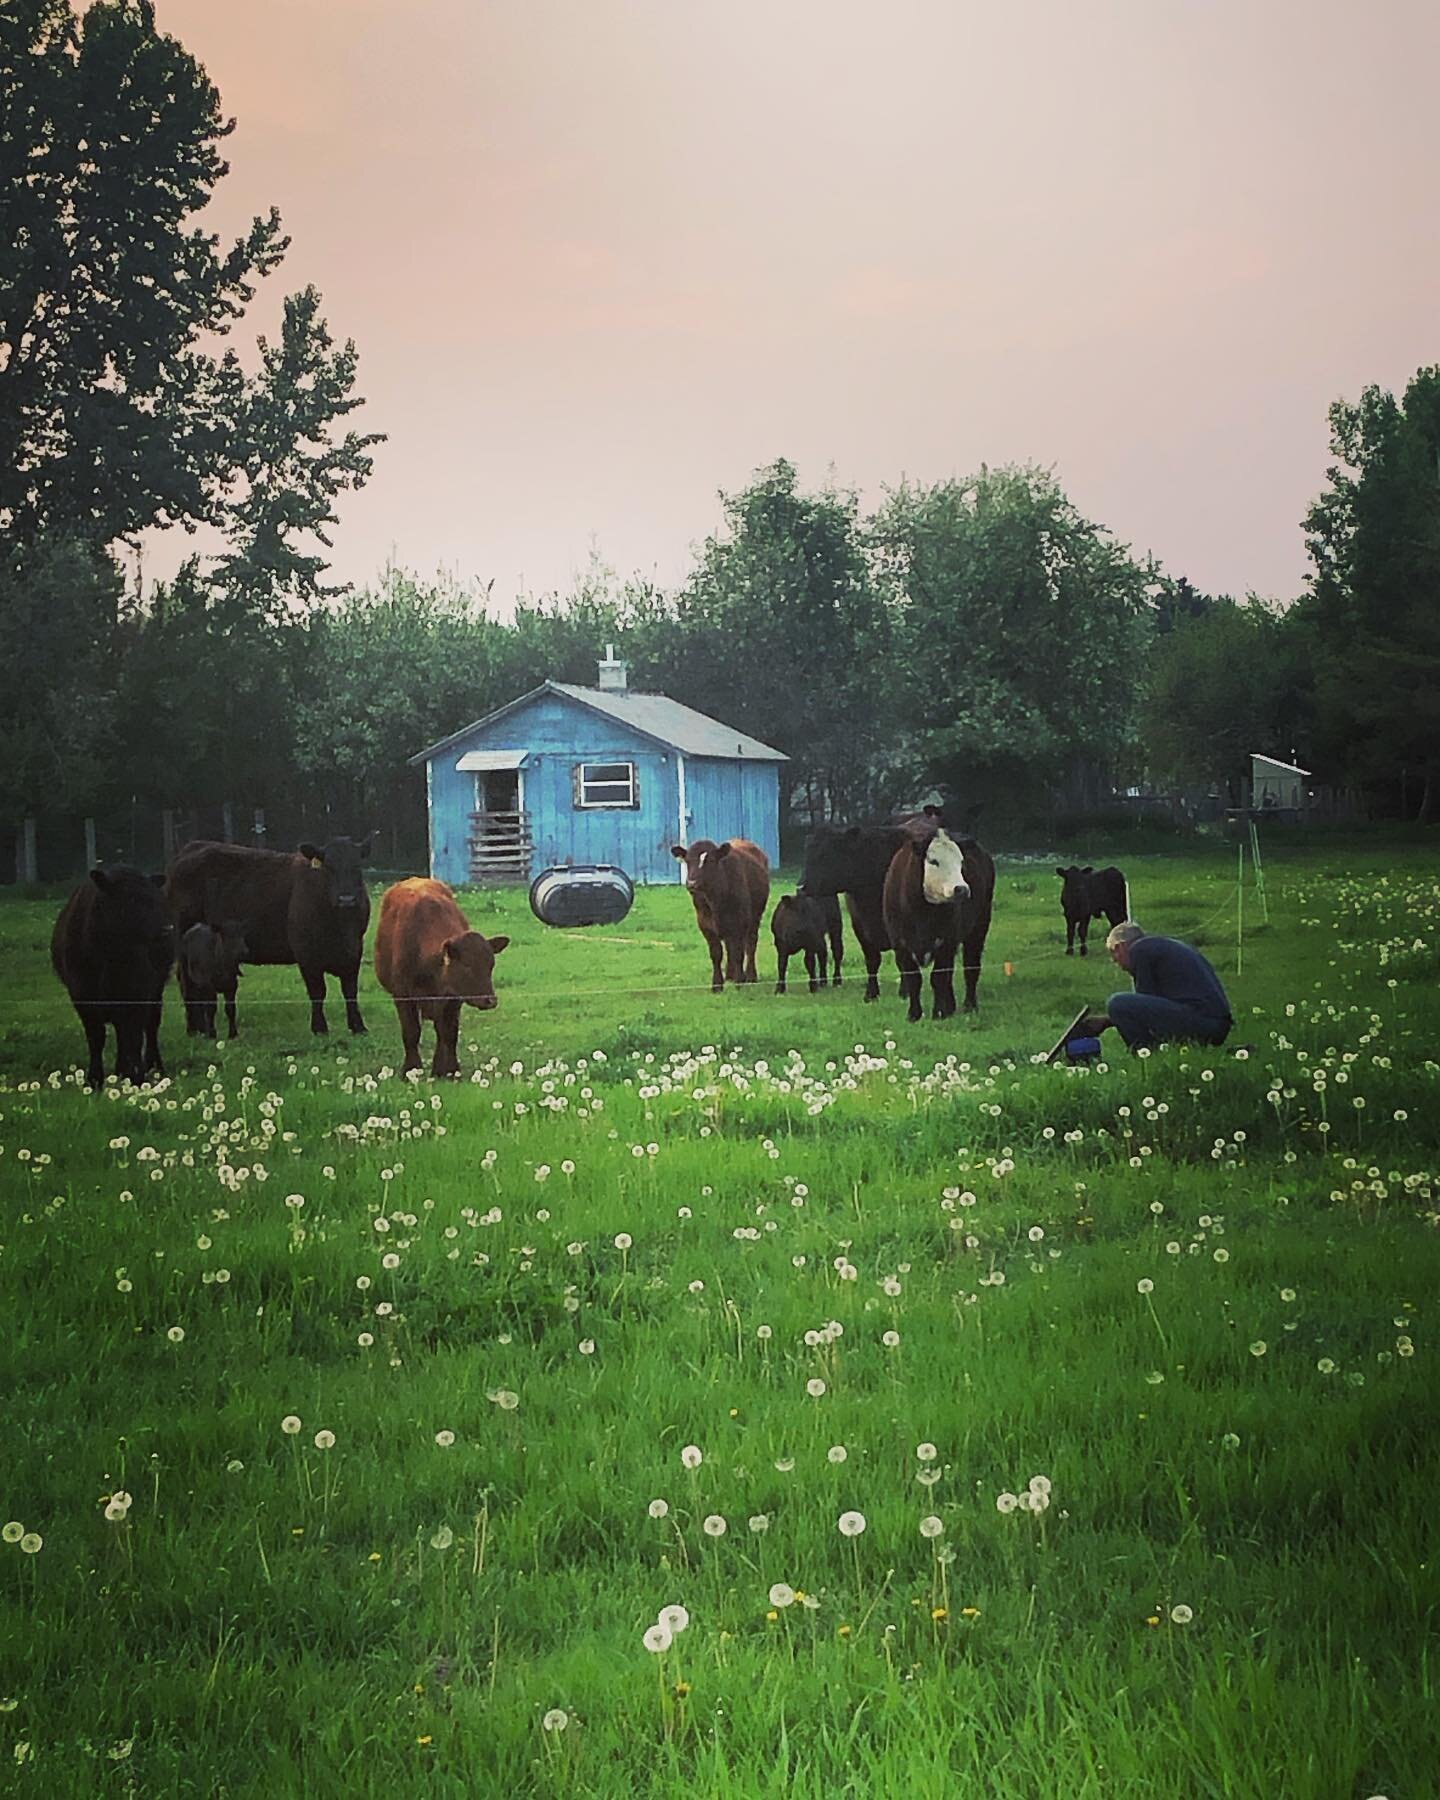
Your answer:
[1127,936,1231,1022]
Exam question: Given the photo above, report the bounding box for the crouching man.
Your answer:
[1085,921,1232,1053]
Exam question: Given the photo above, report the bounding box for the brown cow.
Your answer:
[882,825,997,1019]
[670,838,770,992]
[373,878,510,1076]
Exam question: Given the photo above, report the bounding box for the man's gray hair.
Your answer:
[1106,921,1145,951]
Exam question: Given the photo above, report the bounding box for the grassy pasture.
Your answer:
[1,839,1438,1797]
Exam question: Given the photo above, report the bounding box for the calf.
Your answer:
[1056,864,1129,957]
[882,826,997,1020]
[51,865,175,1087]
[671,839,770,992]
[179,921,248,1039]
[771,893,842,993]
[373,878,510,1077]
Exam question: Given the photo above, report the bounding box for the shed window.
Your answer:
[575,761,638,809]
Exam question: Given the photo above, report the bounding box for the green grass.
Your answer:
[2,840,1438,1796]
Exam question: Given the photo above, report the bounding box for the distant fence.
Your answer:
[3,803,429,885]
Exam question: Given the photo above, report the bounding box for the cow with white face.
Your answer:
[882,825,996,1020]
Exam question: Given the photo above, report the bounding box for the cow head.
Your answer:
[671,840,727,893]
[89,864,175,957]
[913,829,971,905]
[1056,865,1094,901]
[440,931,509,1009]
[797,824,866,897]
[298,835,372,910]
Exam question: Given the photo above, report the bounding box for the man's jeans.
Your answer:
[1107,992,1231,1053]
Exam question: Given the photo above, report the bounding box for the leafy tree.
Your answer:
[661,461,897,820]
[215,287,385,619]
[1141,598,1313,799]
[0,536,123,830]
[870,466,1153,812]
[1302,367,1440,818]
[0,0,286,547]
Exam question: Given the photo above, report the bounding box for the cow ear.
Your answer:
[298,842,322,862]
[441,937,457,964]
[671,845,687,859]
[90,867,112,894]
[1082,865,1093,874]
[487,935,510,956]
[713,842,731,860]
[1056,867,1067,878]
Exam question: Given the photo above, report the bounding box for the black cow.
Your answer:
[167,837,374,1035]
[1056,864,1129,957]
[51,865,175,1087]
[771,893,842,993]
[799,818,934,1000]
[882,826,997,1019]
[179,920,248,1039]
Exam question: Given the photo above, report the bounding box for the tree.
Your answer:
[1141,598,1313,800]
[0,535,123,832]
[1302,367,1440,819]
[870,466,1153,814]
[215,287,385,619]
[661,461,897,820]
[0,0,287,547]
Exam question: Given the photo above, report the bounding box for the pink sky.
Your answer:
[151,0,1440,610]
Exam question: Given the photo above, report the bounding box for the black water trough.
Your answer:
[528,864,636,928]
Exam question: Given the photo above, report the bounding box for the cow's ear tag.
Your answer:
[310,857,323,870]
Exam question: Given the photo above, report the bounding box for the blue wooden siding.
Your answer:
[685,760,781,868]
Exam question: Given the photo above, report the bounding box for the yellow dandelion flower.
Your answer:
[960,1607,980,1618]
[417,1735,432,1746]
[932,1607,949,1622]
[368,1552,382,1563]
[766,1609,779,1623]
[837,1624,852,1639]
[1145,1615,1160,1627]
[673,1681,692,1699]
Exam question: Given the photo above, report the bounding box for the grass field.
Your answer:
[2,837,1437,1797]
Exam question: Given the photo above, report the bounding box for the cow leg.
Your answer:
[1077,916,1089,957]
[340,963,366,1034]
[703,929,725,993]
[1065,916,1076,956]
[805,946,820,993]
[814,941,828,990]
[432,1000,462,1079]
[775,948,790,995]
[143,1001,166,1077]
[829,926,842,986]
[394,999,424,1072]
[745,923,760,983]
[861,940,885,1003]
[931,952,957,1020]
[894,947,923,1022]
[723,931,744,987]
[223,984,239,1039]
[177,959,200,1033]
[301,964,330,1034]
[78,1007,108,1089]
[961,932,985,1012]
[115,1012,147,1086]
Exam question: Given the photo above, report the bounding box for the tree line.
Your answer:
[2,0,1436,879]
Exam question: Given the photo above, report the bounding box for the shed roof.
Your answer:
[1250,753,1310,777]
[410,681,788,766]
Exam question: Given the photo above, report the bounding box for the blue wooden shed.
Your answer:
[410,650,787,887]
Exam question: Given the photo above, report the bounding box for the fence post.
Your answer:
[253,807,266,847]
[1236,841,1245,977]
[222,800,234,843]
[19,817,39,885]
[1248,819,1269,923]
[84,817,97,870]
[162,809,177,866]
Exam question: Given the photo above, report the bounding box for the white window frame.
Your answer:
[575,760,638,810]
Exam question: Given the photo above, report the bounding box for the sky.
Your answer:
[148,0,1440,612]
